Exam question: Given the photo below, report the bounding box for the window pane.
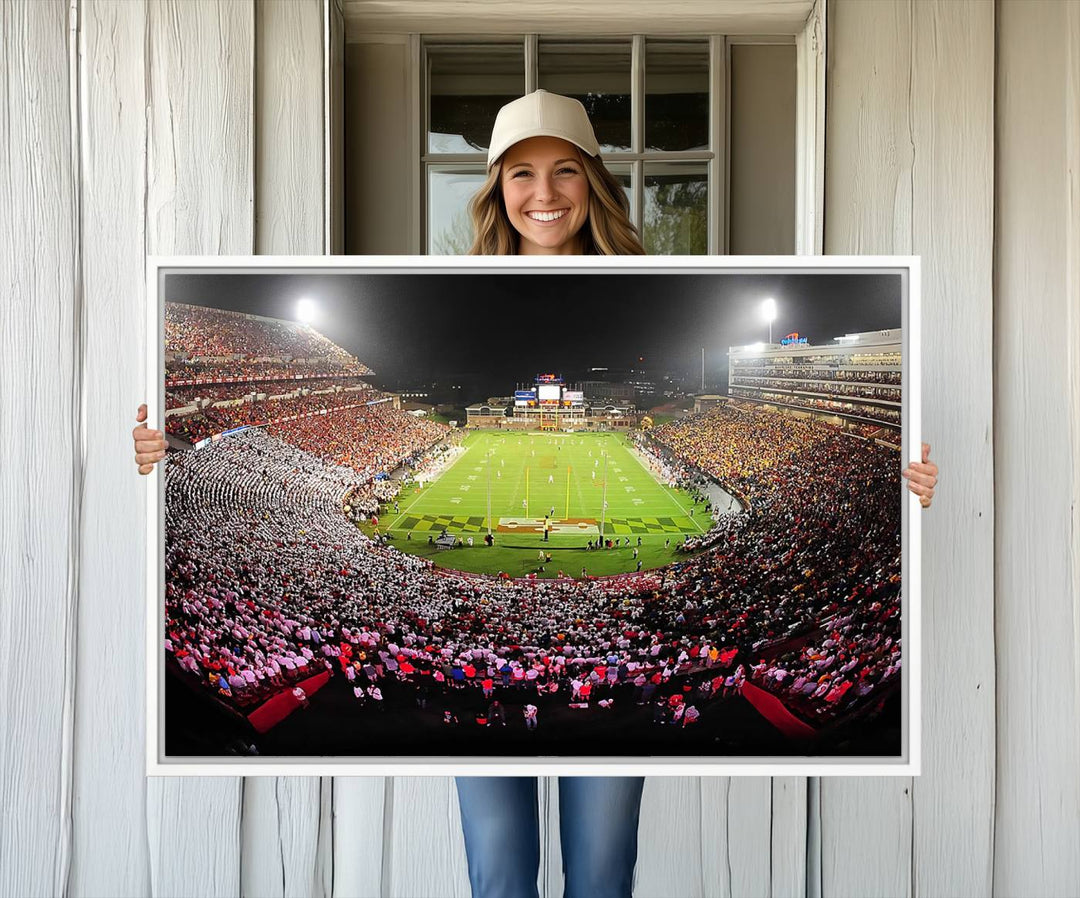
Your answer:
[645,40,709,152]
[604,163,634,221]
[643,163,707,254]
[428,167,487,254]
[538,40,632,153]
[428,44,524,154]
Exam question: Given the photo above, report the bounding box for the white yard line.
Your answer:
[622,442,707,533]
[393,442,473,524]
[392,484,431,523]
[505,436,528,519]
[569,444,590,520]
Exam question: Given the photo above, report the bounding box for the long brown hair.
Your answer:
[467,151,645,255]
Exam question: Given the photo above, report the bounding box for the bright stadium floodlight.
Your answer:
[296,297,316,325]
[749,342,765,353]
[760,297,777,344]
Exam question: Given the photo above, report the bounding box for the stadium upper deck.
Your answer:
[165,302,373,386]
[160,303,447,474]
[727,329,902,432]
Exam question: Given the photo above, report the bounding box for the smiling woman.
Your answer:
[466,90,645,256]
[500,137,591,254]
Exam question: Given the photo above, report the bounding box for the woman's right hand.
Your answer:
[133,403,168,474]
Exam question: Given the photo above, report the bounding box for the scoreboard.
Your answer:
[535,373,563,406]
[537,384,561,403]
[512,374,585,409]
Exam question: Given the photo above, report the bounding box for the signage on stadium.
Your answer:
[781,332,808,345]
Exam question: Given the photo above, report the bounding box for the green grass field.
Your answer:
[371,430,709,578]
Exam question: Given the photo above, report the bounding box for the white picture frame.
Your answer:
[146,254,920,777]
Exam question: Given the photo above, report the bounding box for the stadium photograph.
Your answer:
[157,267,910,763]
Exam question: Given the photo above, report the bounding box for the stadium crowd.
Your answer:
[165,387,382,443]
[166,359,373,385]
[166,302,360,363]
[749,584,901,720]
[166,377,374,410]
[269,404,447,482]
[166,402,901,731]
[161,304,901,734]
[731,365,901,386]
[734,377,901,403]
[728,389,902,425]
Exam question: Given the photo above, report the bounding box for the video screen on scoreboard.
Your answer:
[537,384,561,402]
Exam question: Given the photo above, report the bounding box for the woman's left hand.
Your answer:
[902,442,938,509]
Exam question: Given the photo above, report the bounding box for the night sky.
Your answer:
[165,272,901,400]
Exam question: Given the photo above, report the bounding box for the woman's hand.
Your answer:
[902,442,938,509]
[133,403,168,475]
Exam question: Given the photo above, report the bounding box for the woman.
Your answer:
[453,95,649,897]
[132,90,939,898]
[466,90,643,257]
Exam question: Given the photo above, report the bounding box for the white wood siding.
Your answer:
[994,1,1080,893]
[144,0,253,891]
[824,2,997,895]
[1,2,1077,897]
[0,2,78,896]
[72,1,151,895]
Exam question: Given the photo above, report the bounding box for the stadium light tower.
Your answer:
[296,297,316,325]
[761,297,777,344]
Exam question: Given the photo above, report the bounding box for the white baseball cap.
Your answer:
[486,90,601,168]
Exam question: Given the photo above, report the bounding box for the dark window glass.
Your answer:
[428,44,525,153]
[645,40,709,152]
[538,40,632,153]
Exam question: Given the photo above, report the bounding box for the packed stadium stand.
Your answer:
[165,302,373,391]
[728,330,903,433]
[164,302,902,743]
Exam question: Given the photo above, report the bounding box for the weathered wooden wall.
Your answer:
[1,1,1077,897]
[144,0,253,895]
[823,1,997,896]
[74,2,151,895]
[1,3,78,896]
[993,0,1080,893]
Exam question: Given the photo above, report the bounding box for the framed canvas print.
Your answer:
[146,255,920,776]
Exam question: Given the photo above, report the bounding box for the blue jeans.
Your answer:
[455,776,646,898]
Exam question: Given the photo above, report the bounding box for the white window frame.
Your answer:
[404,0,825,256]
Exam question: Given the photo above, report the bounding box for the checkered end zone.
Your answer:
[605,516,692,534]
[394,514,488,533]
[394,514,692,536]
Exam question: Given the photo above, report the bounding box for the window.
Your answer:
[423,35,735,256]
[344,21,814,256]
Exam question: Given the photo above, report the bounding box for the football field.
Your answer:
[378,430,708,578]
